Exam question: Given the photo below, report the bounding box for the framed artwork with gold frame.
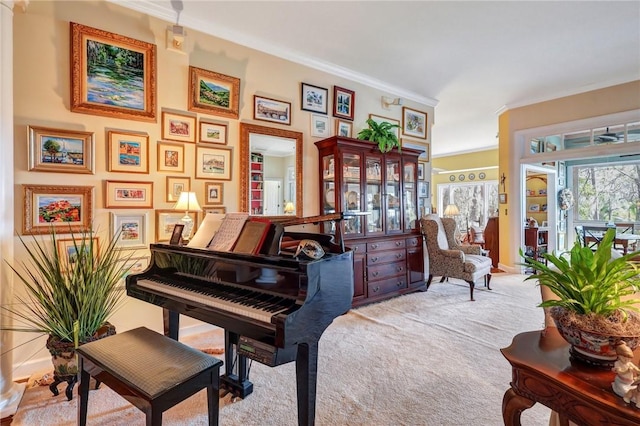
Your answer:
[157,141,185,173]
[28,125,95,174]
[107,129,149,174]
[23,184,93,235]
[188,66,240,119]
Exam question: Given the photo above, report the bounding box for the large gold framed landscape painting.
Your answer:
[23,185,93,235]
[188,66,240,119]
[70,22,157,122]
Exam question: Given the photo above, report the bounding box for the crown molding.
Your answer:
[107,0,438,107]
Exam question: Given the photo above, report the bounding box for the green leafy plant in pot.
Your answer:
[357,118,400,153]
[521,228,640,368]
[1,226,134,399]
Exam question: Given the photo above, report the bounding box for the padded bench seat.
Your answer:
[76,326,223,426]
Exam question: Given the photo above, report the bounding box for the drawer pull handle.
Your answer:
[373,286,380,293]
[371,256,378,262]
[371,244,378,249]
[397,267,404,272]
[396,253,402,259]
[395,241,402,246]
[372,271,379,277]
[396,281,403,287]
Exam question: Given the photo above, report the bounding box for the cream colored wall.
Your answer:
[498,80,640,269]
[9,0,434,377]
[431,148,498,213]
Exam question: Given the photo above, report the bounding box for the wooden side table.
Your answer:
[501,328,640,426]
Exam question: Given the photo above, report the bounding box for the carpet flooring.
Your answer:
[11,274,552,425]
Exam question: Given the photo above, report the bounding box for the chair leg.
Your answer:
[485,273,492,290]
[426,274,434,289]
[465,280,475,301]
[77,360,90,426]
[439,276,447,283]
[207,381,218,426]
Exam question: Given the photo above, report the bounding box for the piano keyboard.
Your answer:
[136,277,296,323]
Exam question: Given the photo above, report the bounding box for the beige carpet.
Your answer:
[12,274,552,425]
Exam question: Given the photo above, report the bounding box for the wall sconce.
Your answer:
[166,24,186,53]
[381,96,403,110]
[173,191,202,241]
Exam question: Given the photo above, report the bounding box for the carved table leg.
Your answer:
[502,387,535,426]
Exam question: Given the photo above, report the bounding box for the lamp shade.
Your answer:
[173,191,202,212]
[444,204,460,216]
[284,201,295,214]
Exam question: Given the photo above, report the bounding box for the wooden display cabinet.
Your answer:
[315,136,425,307]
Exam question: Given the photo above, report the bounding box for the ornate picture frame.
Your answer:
[254,95,291,125]
[300,82,328,114]
[188,66,240,119]
[104,180,154,209]
[161,110,197,143]
[23,184,93,235]
[199,120,228,145]
[155,209,197,242]
[402,106,428,139]
[196,146,232,180]
[333,86,355,121]
[28,125,94,174]
[166,176,191,203]
[70,22,156,122]
[204,182,224,205]
[157,141,185,173]
[107,129,149,174]
[56,236,100,272]
[110,212,148,249]
[336,119,352,137]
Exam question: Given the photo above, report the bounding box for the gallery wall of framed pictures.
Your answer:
[13,7,434,252]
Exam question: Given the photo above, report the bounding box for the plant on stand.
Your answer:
[522,228,640,368]
[357,118,400,153]
[1,226,133,400]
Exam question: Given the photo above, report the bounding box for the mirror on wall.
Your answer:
[239,123,303,217]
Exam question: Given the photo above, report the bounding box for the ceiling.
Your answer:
[113,1,640,158]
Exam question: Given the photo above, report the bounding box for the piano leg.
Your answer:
[296,341,318,426]
[220,330,253,398]
[163,308,180,340]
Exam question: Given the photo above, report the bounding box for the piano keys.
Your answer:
[126,231,353,426]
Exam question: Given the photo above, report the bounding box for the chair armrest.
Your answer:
[441,249,464,260]
[460,245,482,255]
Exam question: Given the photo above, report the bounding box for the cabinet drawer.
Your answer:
[367,249,405,266]
[368,275,408,297]
[367,262,406,281]
[347,243,366,255]
[406,236,421,248]
[368,239,405,252]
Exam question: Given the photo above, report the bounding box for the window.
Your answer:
[575,162,640,222]
[437,182,498,233]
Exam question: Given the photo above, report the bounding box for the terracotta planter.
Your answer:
[45,322,116,400]
[551,307,640,369]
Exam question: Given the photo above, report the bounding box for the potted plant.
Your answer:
[522,228,640,367]
[1,226,134,399]
[357,118,400,153]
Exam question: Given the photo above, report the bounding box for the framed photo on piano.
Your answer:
[169,224,184,245]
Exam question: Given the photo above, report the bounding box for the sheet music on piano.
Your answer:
[207,212,249,251]
[187,213,225,248]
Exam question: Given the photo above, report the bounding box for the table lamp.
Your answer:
[284,201,295,215]
[443,204,460,217]
[173,191,202,242]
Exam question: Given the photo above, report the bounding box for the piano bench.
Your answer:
[76,327,223,426]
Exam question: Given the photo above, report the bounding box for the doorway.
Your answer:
[263,179,283,215]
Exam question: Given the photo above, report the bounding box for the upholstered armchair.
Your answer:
[420,214,492,301]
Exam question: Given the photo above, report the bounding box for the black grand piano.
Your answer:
[126,214,354,426]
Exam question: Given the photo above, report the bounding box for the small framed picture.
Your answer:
[110,212,148,249]
[196,146,232,180]
[28,125,94,174]
[155,209,197,242]
[199,207,226,222]
[300,83,328,114]
[157,141,185,173]
[117,256,150,288]
[402,106,428,139]
[254,95,291,125]
[333,86,355,121]
[336,119,352,137]
[104,180,154,209]
[166,176,191,203]
[57,236,99,272]
[417,163,425,180]
[204,182,224,205]
[311,114,330,137]
[70,22,156,122]
[499,193,507,204]
[188,66,240,119]
[23,184,93,235]
[418,181,428,197]
[199,120,228,144]
[169,224,184,245]
[162,110,197,143]
[107,129,149,174]
[369,114,400,140]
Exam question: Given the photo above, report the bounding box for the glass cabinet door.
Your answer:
[403,161,417,230]
[385,158,401,232]
[365,155,383,234]
[342,152,362,235]
[321,154,336,215]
